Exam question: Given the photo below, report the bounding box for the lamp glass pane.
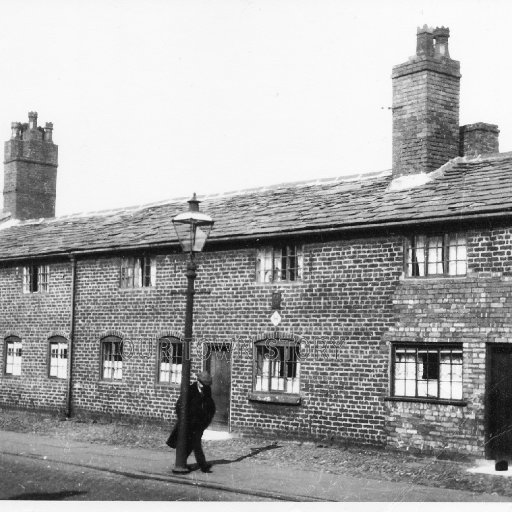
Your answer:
[173,219,213,252]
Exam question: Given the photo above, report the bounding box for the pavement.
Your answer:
[0,429,510,502]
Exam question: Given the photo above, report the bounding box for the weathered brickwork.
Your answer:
[392,27,460,178]
[0,235,403,447]
[209,238,403,443]
[4,112,58,220]
[2,225,512,454]
[460,123,500,158]
[0,262,71,411]
[386,226,512,456]
[72,253,191,420]
[70,235,403,445]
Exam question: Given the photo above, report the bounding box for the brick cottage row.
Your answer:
[0,226,505,451]
[2,26,512,459]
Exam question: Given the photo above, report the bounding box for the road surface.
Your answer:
[0,452,268,501]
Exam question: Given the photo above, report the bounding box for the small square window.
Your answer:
[393,344,463,401]
[256,246,303,283]
[23,265,50,293]
[254,339,301,394]
[120,257,156,288]
[405,234,466,277]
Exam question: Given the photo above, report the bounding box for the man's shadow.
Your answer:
[188,443,281,471]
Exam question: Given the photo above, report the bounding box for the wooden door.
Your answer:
[205,344,231,429]
[487,344,512,459]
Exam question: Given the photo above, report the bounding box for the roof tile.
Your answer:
[1,154,512,259]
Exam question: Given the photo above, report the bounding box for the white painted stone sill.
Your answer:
[248,391,301,405]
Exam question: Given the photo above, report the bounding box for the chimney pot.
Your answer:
[416,25,434,57]
[433,27,450,58]
[28,111,38,130]
[10,122,21,140]
[44,122,54,143]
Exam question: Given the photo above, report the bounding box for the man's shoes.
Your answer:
[172,467,191,475]
[200,463,212,473]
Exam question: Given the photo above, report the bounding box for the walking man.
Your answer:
[173,370,216,472]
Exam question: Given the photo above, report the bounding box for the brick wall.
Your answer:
[386,227,512,456]
[460,123,499,158]
[2,225,512,454]
[205,238,402,443]
[0,235,403,446]
[69,236,402,445]
[0,262,71,411]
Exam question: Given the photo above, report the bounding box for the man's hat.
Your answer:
[197,371,212,386]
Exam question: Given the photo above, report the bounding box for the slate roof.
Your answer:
[1,152,512,261]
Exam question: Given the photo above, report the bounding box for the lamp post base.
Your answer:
[172,465,190,474]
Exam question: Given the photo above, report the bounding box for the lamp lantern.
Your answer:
[172,194,214,254]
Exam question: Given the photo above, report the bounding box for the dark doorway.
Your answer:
[205,344,231,430]
[487,344,512,459]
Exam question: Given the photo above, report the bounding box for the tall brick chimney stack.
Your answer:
[392,26,461,178]
[4,112,58,220]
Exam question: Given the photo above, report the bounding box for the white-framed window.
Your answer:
[392,344,463,400]
[120,256,156,288]
[254,339,300,394]
[256,245,303,283]
[49,336,68,379]
[158,336,183,384]
[5,336,22,376]
[23,265,50,293]
[405,233,467,277]
[101,336,123,380]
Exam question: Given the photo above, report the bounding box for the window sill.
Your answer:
[118,286,156,292]
[385,396,467,406]
[253,281,304,287]
[248,392,301,405]
[402,275,466,281]
[155,381,181,388]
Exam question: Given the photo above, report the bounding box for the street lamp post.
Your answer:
[171,193,214,474]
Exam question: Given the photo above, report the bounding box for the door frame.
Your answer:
[485,342,512,459]
[203,342,232,430]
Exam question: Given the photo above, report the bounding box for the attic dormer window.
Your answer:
[405,233,466,277]
[256,245,303,283]
[23,265,49,293]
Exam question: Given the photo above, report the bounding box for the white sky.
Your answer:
[1,0,511,216]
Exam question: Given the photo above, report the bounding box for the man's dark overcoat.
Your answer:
[167,382,216,449]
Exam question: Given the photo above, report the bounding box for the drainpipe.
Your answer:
[66,254,77,418]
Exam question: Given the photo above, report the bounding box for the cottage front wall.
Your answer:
[0,261,72,410]
[218,237,402,443]
[1,225,512,455]
[70,235,403,445]
[0,235,402,445]
[386,226,512,456]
